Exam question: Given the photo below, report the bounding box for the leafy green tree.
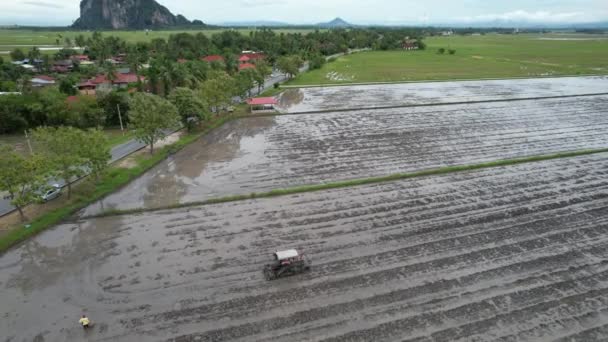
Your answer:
[199,72,234,114]
[235,68,256,97]
[75,34,86,48]
[126,43,149,90]
[68,95,105,128]
[98,91,130,126]
[448,49,456,55]
[33,126,88,199]
[277,55,303,79]
[36,88,70,126]
[105,61,117,83]
[437,48,446,54]
[310,54,326,70]
[169,87,209,131]
[255,60,272,93]
[10,48,25,61]
[129,93,180,154]
[27,47,41,62]
[0,145,49,221]
[59,78,77,95]
[81,128,111,182]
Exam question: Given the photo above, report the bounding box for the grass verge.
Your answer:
[0,112,246,254]
[88,148,608,218]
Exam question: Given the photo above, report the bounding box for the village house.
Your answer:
[30,75,56,88]
[201,55,225,63]
[70,54,90,62]
[239,52,266,64]
[78,72,144,94]
[403,38,419,50]
[52,60,73,73]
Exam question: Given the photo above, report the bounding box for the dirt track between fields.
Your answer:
[3,153,608,341]
[82,94,608,216]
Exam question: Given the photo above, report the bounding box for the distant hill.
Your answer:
[72,0,206,29]
[317,18,353,28]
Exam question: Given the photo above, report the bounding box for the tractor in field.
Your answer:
[264,249,311,280]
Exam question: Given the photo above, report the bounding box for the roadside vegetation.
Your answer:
[0,109,248,253]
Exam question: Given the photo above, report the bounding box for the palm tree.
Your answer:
[105,61,117,84]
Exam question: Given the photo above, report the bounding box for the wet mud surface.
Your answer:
[83,94,608,215]
[277,76,608,113]
[3,153,608,341]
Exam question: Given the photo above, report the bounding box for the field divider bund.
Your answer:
[279,92,608,116]
[83,148,608,219]
[283,74,608,89]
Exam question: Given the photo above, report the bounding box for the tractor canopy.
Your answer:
[274,249,299,261]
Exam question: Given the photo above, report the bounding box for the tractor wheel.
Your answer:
[264,267,275,281]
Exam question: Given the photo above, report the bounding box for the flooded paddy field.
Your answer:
[3,153,608,341]
[278,76,608,112]
[83,94,608,215]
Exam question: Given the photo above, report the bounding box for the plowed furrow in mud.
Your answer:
[81,94,608,215]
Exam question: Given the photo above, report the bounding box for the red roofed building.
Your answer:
[246,97,278,113]
[78,80,96,95]
[240,53,266,63]
[201,55,225,63]
[87,73,145,92]
[239,63,256,71]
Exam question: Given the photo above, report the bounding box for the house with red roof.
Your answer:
[30,75,56,88]
[80,72,145,93]
[201,55,225,63]
[246,97,278,113]
[239,63,256,71]
[77,80,96,95]
[239,52,266,64]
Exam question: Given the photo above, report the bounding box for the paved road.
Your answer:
[1,49,367,217]
[0,135,149,217]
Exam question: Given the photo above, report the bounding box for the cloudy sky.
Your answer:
[1,0,607,26]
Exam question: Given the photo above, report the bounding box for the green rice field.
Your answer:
[289,33,608,85]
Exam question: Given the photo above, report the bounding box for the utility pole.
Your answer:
[24,130,33,154]
[117,104,124,134]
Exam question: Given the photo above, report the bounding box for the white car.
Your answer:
[41,184,62,202]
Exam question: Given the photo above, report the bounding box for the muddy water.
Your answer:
[3,153,608,341]
[277,76,608,112]
[83,94,608,215]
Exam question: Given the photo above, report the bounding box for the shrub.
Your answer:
[448,49,456,55]
[437,48,446,54]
